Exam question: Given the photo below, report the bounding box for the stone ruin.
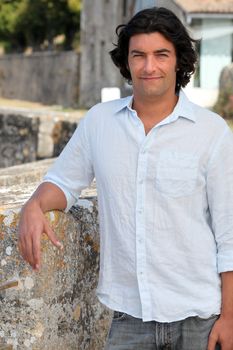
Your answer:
[0,108,111,349]
[0,106,83,169]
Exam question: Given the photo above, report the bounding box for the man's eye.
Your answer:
[157,53,168,57]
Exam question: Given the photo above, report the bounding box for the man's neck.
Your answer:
[133,92,178,121]
[132,93,179,134]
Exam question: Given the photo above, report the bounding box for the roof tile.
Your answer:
[174,0,233,13]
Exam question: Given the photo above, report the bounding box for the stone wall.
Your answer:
[0,160,111,350]
[0,112,39,168]
[0,107,84,169]
[0,51,79,107]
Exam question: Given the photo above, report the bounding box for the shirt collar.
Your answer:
[174,90,196,122]
[114,90,196,123]
[113,95,133,113]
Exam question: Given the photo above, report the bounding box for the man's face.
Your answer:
[128,32,178,101]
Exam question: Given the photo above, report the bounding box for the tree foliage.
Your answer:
[0,0,81,52]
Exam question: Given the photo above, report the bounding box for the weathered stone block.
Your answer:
[0,107,84,169]
[0,158,54,188]
[52,120,77,157]
[0,162,111,350]
[0,112,39,168]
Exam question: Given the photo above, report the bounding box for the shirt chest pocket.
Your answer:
[155,151,199,197]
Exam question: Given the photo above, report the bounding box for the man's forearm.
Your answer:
[25,182,67,213]
[207,271,233,350]
[220,271,233,319]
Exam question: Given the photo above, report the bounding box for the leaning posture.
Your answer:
[19,7,233,350]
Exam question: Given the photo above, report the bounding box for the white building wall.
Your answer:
[185,18,233,107]
[199,19,233,89]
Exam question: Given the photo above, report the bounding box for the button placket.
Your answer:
[135,141,152,320]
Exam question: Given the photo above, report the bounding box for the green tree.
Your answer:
[0,0,81,52]
[0,0,24,50]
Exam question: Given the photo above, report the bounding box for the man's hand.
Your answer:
[208,316,233,350]
[18,199,63,271]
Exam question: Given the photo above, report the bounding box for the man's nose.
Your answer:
[144,56,156,73]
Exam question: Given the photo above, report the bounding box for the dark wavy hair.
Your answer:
[110,7,199,93]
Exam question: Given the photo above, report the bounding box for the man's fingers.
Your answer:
[207,334,218,350]
[18,214,63,271]
[19,232,35,269]
[44,223,63,250]
[32,233,41,271]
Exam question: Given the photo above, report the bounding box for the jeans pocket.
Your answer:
[196,314,219,322]
[113,311,128,321]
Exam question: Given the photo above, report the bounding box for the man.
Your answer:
[18,7,233,350]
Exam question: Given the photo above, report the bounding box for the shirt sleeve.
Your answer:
[207,126,233,273]
[43,116,94,212]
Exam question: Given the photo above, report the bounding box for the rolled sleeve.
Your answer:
[207,127,233,273]
[43,116,94,212]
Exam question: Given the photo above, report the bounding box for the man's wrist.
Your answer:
[22,197,43,213]
[220,312,233,321]
[220,271,233,321]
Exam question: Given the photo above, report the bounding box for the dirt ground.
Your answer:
[0,97,86,120]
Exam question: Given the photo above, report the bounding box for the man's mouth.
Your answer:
[140,76,163,80]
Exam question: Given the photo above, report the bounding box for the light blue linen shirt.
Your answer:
[44,90,233,322]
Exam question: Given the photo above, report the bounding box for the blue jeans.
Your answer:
[105,312,220,350]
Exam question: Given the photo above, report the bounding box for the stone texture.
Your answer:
[0,112,39,168]
[0,162,111,350]
[37,112,81,160]
[0,51,79,107]
[52,120,77,157]
[0,158,54,190]
[0,108,84,169]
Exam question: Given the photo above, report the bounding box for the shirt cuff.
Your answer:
[217,252,233,273]
[42,179,77,213]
